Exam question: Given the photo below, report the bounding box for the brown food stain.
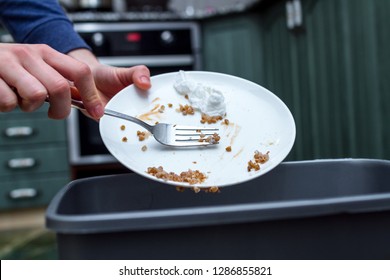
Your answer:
[229,124,241,146]
[137,104,162,121]
[233,147,244,158]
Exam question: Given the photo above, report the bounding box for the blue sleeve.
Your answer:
[0,0,91,53]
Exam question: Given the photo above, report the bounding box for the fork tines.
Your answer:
[174,126,219,143]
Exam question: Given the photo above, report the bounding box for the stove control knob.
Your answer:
[92,32,105,47]
[160,30,174,44]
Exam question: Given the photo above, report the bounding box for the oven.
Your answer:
[67,22,201,168]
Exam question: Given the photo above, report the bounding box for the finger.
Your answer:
[16,75,47,112]
[0,65,47,112]
[22,58,72,119]
[113,65,151,91]
[42,49,103,119]
[72,65,104,118]
[96,65,151,94]
[0,79,18,112]
[130,65,151,90]
[47,87,71,119]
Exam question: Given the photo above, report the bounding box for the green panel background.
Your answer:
[202,0,390,160]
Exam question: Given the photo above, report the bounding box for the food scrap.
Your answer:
[200,113,223,124]
[158,105,165,113]
[177,104,195,115]
[198,132,220,144]
[254,150,270,164]
[191,186,220,193]
[247,160,260,171]
[207,186,220,193]
[176,186,220,193]
[247,151,270,172]
[192,187,201,193]
[147,166,207,185]
[137,130,148,141]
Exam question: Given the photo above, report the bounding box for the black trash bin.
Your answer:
[46,159,390,259]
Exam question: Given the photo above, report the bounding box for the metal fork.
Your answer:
[46,96,219,147]
[104,109,220,147]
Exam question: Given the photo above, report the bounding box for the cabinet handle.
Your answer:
[4,126,34,138]
[7,158,37,169]
[8,188,38,200]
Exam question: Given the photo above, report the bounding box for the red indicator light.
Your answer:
[126,32,141,42]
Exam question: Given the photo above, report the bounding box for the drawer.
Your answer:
[0,104,47,117]
[0,118,66,146]
[0,174,69,210]
[0,146,69,177]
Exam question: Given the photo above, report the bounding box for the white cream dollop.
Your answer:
[173,70,226,117]
[173,70,197,95]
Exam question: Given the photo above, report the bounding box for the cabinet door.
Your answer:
[0,176,69,210]
[0,106,70,209]
[0,118,67,146]
[0,146,69,177]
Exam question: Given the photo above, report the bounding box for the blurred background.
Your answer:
[1,0,389,259]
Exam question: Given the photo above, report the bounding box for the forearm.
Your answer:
[0,0,90,53]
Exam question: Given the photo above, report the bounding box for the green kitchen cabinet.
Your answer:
[0,175,69,210]
[202,0,390,160]
[0,105,70,210]
[202,13,263,84]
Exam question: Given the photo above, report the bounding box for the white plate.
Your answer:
[100,71,295,188]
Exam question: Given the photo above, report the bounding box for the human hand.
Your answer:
[68,49,151,110]
[0,44,151,119]
[0,43,104,119]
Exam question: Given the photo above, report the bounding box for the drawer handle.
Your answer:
[4,126,34,138]
[8,158,37,169]
[8,188,38,200]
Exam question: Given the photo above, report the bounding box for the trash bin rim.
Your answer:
[46,158,390,234]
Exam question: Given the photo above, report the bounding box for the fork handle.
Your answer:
[104,109,153,131]
[44,96,86,111]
